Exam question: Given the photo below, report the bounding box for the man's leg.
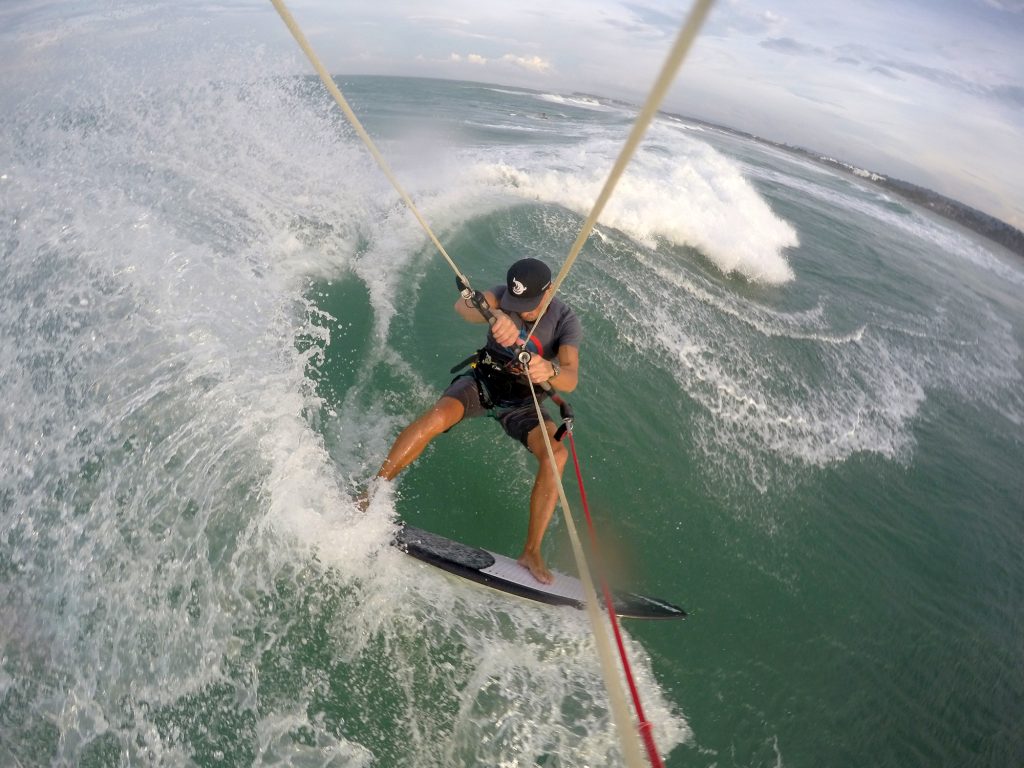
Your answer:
[517,420,568,584]
[377,396,465,481]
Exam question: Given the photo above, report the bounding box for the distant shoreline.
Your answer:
[666,112,1024,259]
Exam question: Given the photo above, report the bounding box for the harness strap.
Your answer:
[449,353,477,374]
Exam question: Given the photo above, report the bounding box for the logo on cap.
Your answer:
[511,277,526,295]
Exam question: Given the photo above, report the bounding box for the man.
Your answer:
[377,258,582,584]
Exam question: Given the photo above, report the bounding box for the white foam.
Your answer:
[464,126,798,284]
[535,92,617,111]
[253,710,374,767]
[588,222,1023,490]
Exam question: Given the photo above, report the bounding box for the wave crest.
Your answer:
[474,131,798,284]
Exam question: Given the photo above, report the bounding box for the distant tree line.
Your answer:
[870,176,1024,258]
[797,152,1024,258]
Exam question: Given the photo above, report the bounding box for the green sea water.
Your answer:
[2,8,1023,768]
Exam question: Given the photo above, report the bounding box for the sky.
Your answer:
[3,0,1023,228]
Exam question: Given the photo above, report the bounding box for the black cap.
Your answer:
[503,258,552,312]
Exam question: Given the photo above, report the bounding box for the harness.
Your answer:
[450,348,541,410]
[449,348,574,441]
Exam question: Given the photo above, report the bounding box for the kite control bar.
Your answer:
[456,276,533,367]
[456,275,535,367]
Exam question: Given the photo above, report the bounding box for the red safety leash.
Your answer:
[566,432,664,768]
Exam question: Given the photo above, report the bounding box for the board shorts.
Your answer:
[442,376,553,448]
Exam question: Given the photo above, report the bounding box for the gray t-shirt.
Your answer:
[485,285,583,363]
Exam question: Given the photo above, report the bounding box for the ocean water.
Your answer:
[2,9,1023,768]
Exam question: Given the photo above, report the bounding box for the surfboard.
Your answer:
[393,524,687,620]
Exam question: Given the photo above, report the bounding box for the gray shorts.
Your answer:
[442,376,553,448]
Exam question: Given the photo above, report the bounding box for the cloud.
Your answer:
[759,36,823,56]
[449,52,543,70]
[760,36,1017,109]
[604,16,655,36]
[873,56,1023,107]
[408,15,470,27]
[619,2,680,34]
[990,83,1024,107]
[869,65,901,80]
[834,43,879,60]
[705,1,785,36]
[878,58,976,92]
[501,53,550,73]
[449,52,486,65]
[982,0,1024,12]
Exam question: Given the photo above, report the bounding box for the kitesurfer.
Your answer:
[376,258,581,584]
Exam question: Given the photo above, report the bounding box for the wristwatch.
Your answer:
[548,359,561,381]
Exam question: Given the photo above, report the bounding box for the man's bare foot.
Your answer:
[354,488,370,512]
[517,551,554,585]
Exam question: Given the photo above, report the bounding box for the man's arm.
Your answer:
[526,345,579,392]
[454,290,523,347]
[453,290,499,323]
